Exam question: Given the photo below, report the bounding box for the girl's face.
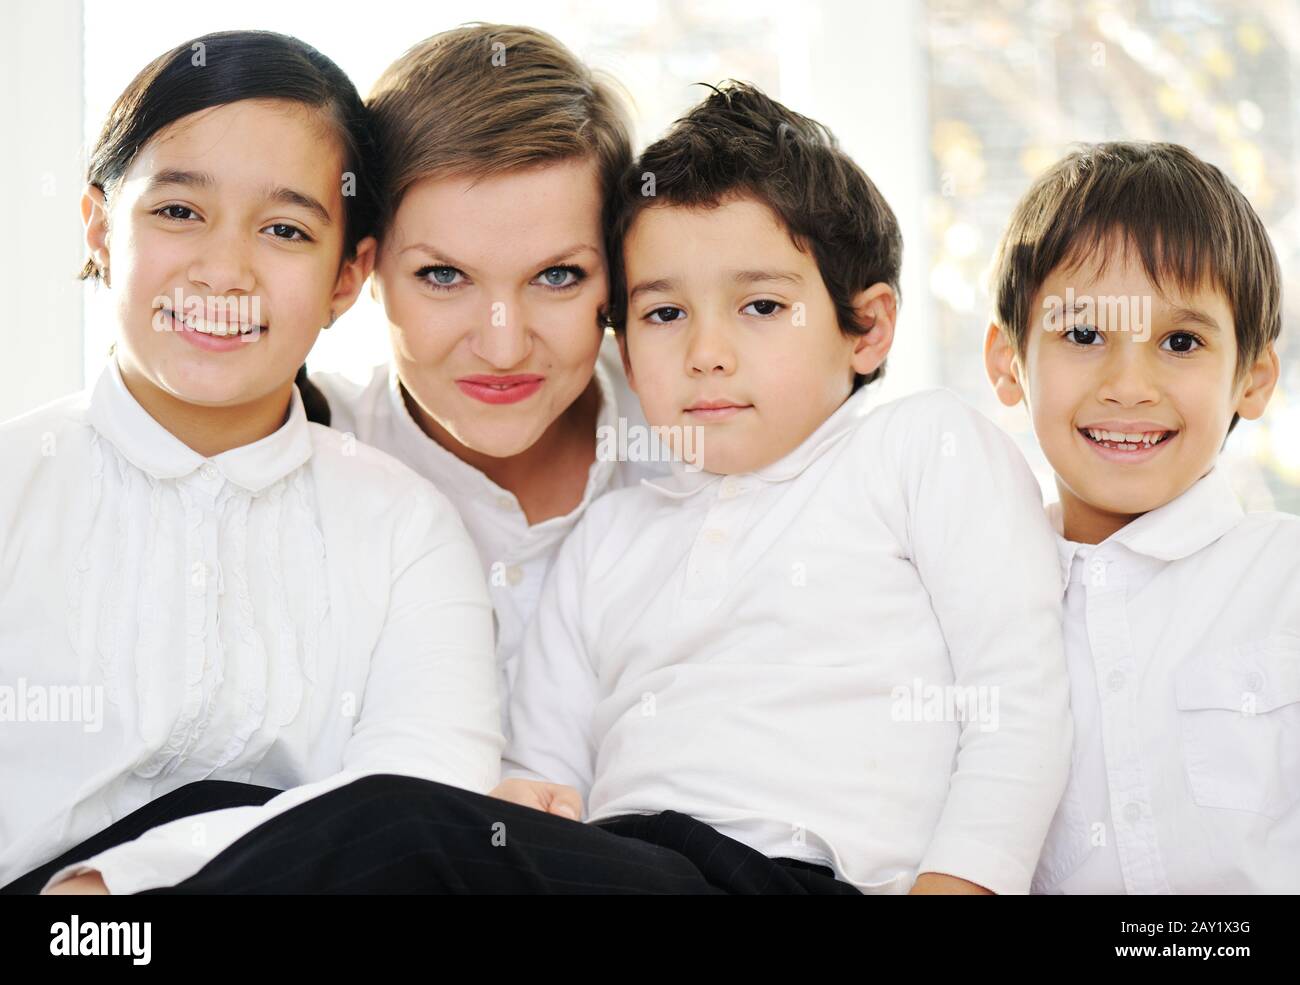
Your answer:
[83,98,374,410]
[372,158,607,459]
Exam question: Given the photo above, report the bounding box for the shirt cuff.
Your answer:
[917,834,1035,896]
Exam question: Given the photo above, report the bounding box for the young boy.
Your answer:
[492,81,1073,895]
[136,83,1070,896]
[982,141,1299,893]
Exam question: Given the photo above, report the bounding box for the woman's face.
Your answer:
[373,157,607,458]
[83,97,374,409]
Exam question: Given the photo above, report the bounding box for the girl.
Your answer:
[0,30,500,894]
[310,26,665,746]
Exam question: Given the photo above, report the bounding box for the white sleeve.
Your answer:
[499,508,602,806]
[893,392,1071,895]
[43,490,502,895]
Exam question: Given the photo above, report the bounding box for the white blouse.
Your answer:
[312,331,665,734]
[0,360,502,893]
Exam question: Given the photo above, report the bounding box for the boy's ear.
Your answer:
[984,321,1025,407]
[82,184,111,283]
[848,282,897,378]
[329,236,378,320]
[1234,342,1281,422]
[615,330,636,392]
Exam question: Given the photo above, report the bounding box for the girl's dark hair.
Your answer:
[606,80,903,391]
[79,29,381,280]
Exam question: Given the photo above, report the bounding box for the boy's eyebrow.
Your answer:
[1169,306,1221,333]
[628,278,675,302]
[732,269,804,286]
[142,169,333,225]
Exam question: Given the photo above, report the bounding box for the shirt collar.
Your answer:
[90,359,313,494]
[383,352,621,513]
[1049,465,1244,591]
[640,383,876,499]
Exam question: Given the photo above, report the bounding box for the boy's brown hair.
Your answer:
[989,141,1282,431]
[606,81,903,390]
[367,23,632,236]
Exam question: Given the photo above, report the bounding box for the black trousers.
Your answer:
[147,773,861,895]
[1,779,282,895]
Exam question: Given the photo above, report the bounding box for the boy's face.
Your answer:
[620,196,893,475]
[986,244,1278,543]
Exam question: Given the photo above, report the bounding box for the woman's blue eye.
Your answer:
[418,266,463,288]
[647,306,685,324]
[1161,332,1202,354]
[1066,326,1101,346]
[537,266,583,289]
[743,299,784,316]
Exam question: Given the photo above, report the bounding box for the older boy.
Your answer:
[983,141,1299,893]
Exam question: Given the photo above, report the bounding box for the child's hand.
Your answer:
[490,778,583,820]
[42,871,109,895]
[908,871,994,895]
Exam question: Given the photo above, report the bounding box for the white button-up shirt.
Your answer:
[1034,467,1300,894]
[312,332,664,733]
[505,386,1072,894]
[0,360,501,893]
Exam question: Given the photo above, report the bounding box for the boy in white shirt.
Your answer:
[136,82,1069,895]
[491,81,1073,895]
[982,141,1299,892]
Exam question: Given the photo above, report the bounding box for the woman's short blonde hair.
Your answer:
[368,23,633,237]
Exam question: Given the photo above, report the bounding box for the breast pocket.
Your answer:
[1174,634,1300,820]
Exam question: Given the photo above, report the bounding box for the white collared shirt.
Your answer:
[1034,468,1300,894]
[311,332,664,733]
[504,386,1072,894]
[0,360,502,893]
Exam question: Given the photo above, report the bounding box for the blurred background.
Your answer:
[3,0,1297,511]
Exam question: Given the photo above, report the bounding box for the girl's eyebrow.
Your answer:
[141,169,332,225]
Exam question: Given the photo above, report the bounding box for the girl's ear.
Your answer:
[984,321,1024,407]
[329,236,378,319]
[82,184,111,283]
[848,283,897,379]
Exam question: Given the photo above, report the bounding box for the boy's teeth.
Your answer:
[1084,428,1169,446]
[179,312,256,336]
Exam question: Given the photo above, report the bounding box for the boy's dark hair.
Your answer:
[606,81,902,391]
[989,141,1282,434]
[80,30,381,280]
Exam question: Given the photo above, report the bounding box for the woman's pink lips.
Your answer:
[456,376,544,405]
[1077,426,1179,464]
[165,310,262,352]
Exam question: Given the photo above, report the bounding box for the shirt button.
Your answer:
[702,528,727,545]
[1107,669,1126,692]
[1123,802,1141,824]
[495,495,515,511]
[199,463,219,481]
[720,477,741,499]
[506,565,524,586]
[1245,672,1264,693]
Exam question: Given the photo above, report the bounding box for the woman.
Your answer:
[312,24,662,729]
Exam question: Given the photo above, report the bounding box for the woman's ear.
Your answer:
[984,321,1025,407]
[1234,342,1281,422]
[82,184,111,283]
[848,282,897,379]
[329,236,378,319]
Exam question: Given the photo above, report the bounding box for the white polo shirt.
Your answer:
[0,360,501,893]
[505,385,1072,895]
[1033,467,1300,894]
[312,332,664,732]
